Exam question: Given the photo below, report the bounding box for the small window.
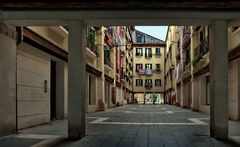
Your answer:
[136,79,143,86]
[156,48,161,56]
[145,64,152,69]
[136,64,143,71]
[156,64,161,69]
[137,34,142,43]
[136,48,143,56]
[145,79,152,84]
[155,79,161,87]
[145,48,152,58]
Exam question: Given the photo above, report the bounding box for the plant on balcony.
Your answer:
[192,46,209,66]
[192,54,202,66]
[87,29,99,56]
[89,30,96,41]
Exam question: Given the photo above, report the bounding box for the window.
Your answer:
[104,45,110,64]
[136,79,143,86]
[156,48,161,56]
[145,79,152,84]
[155,79,161,86]
[136,48,143,56]
[136,34,142,43]
[145,64,152,69]
[156,64,161,69]
[136,64,143,71]
[145,48,152,58]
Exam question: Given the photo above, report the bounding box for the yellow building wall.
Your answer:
[133,45,165,93]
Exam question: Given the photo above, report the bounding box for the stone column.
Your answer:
[209,20,228,139]
[68,21,86,139]
[0,23,17,136]
[191,78,199,111]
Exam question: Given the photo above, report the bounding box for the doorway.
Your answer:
[50,61,57,120]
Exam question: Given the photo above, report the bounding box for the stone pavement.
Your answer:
[0,104,240,147]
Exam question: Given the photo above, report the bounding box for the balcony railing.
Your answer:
[192,39,209,66]
[137,69,145,75]
[145,83,152,89]
[104,58,113,69]
[86,38,97,55]
[145,69,153,75]
[155,68,162,73]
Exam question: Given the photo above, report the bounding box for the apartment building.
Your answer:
[167,25,240,120]
[164,26,179,104]
[16,26,68,129]
[131,29,165,104]
[0,25,133,134]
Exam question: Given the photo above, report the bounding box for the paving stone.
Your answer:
[1,104,240,147]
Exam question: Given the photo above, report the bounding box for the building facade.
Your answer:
[166,25,240,121]
[131,29,165,104]
[0,25,134,135]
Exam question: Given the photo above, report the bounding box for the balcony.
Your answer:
[155,68,162,73]
[145,83,152,89]
[192,39,209,66]
[86,38,97,59]
[104,58,113,71]
[145,69,153,75]
[183,26,191,48]
[137,69,145,75]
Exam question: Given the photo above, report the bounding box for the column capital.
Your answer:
[68,20,86,27]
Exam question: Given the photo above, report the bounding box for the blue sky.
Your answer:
[135,26,168,41]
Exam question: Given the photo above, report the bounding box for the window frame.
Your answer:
[145,79,152,84]
[145,64,152,69]
[136,48,143,56]
[156,48,161,56]
[136,79,143,86]
[136,64,143,71]
[145,48,152,58]
[155,79,161,87]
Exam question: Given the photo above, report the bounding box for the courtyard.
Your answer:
[0,104,240,147]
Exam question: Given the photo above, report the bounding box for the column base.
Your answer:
[68,132,85,140]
